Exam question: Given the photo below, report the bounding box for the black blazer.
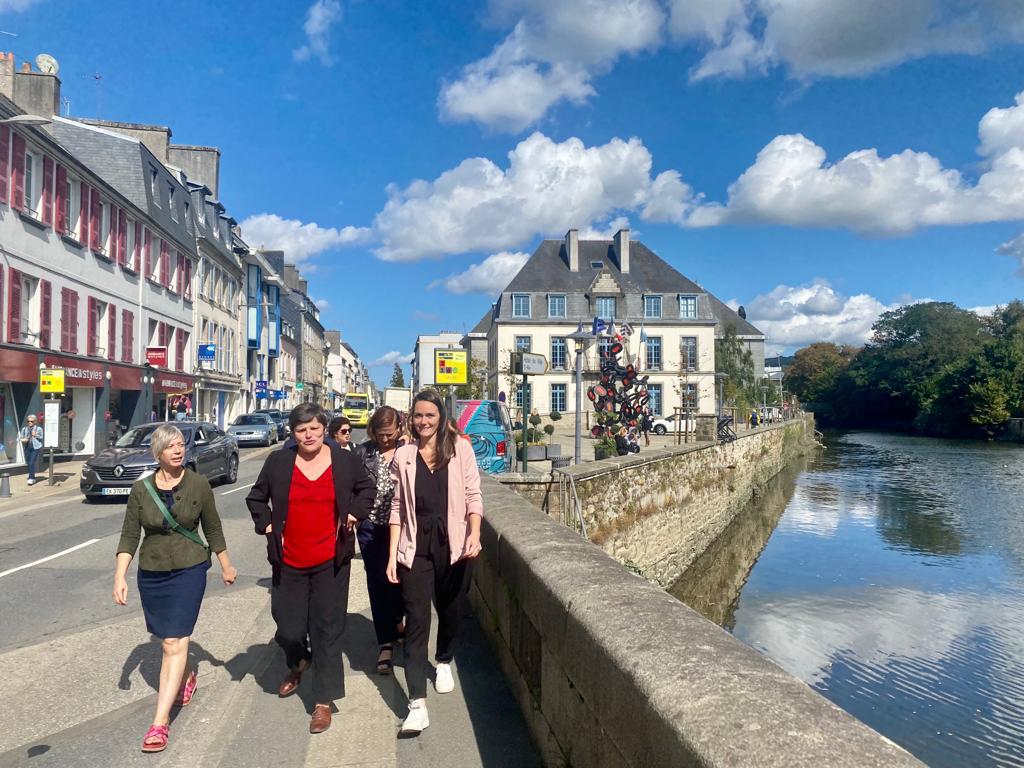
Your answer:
[246,444,375,583]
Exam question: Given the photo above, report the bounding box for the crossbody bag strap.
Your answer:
[144,477,209,553]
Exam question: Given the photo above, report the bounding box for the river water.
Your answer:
[670,431,1024,768]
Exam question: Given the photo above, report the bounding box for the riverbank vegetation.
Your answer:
[786,301,1024,437]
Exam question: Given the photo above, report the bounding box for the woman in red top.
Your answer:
[246,403,375,734]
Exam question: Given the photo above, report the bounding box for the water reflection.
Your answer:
[671,432,1024,768]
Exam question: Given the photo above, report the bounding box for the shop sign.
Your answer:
[146,346,168,367]
[40,368,65,394]
[159,377,191,393]
[435,349,468,385]
[64,364,105,386]
[295,381,304,391]
[198,344,216,362]
[255,380,269,396]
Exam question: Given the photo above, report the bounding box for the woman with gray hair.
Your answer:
[113,423,237,753]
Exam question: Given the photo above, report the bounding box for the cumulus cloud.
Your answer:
[997,232,1024,275]
[686,91,1024,234]
[314,298,330,310]
[430,251,529,294]
[373,132,698,260]
[293,0,342,66]
[745,280,897,350]
[442,1,1024,129]
[367,351,414,368]
[439,0,664,131]
[240,213,369,265]
[580,216,633,240]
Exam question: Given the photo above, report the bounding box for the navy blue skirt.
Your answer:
[138,560,210,639]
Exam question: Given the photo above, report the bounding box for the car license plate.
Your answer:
[101,487,132,496]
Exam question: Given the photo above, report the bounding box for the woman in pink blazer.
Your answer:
[386,390,482,736]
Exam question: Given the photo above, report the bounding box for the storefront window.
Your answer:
[0,385,18,464]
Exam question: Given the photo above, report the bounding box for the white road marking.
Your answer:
[0,538,101,579]
[219,484,252,496]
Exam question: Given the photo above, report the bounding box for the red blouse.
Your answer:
[283,464,337,568]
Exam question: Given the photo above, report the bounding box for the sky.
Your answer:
[7,0,1024,387]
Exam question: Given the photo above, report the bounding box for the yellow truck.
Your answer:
[341,392,371,428]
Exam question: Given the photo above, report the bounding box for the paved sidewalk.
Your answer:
[0,552,540,768]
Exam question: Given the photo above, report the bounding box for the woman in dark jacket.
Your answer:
[113,424,237,753]
[353,406,406,674]
[614,426,630,456]
[246,403,374,734]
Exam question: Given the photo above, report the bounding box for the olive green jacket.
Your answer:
[116,469,227,571]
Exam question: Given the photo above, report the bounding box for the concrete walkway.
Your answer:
[0,555,540,767]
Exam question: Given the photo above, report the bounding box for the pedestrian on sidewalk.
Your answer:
[328,415,353,450]
[112,424,238,754]
[354,406,406,676]
[19,414,42,485]
[246,403,374,734]
[386,390,483,736]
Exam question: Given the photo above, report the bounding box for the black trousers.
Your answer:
[399,549,473,700]
[357,520,405,647]
[271,558,350,703]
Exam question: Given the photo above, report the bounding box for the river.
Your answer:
[670,431,1024,768]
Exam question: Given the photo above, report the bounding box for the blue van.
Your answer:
[455,399,516,474]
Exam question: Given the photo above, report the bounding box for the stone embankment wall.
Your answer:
[472,473,923,768]
[499,416,814,586]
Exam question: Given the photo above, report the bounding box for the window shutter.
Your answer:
[59,288,69,352]
[107,303,116,361]
[70,291,79,353]
[133,221,142,272]
[109,205,119,262]
[122,309,133,363]
[89,188,101,251]
[118,209,127,266]
[11,133,25,211]
[0,125,8,204]
[42,156,54,227]
[87,297,97,356]
[184,258,192,301]
[39,279,51,349]
[160,240,169,286]
[159,321,168,350]
[175,253,184,295]
[78,181,88,242]
[6,268,19,343]
[54,165,67,234]
[143,228,152,276]
[175,328,186,371]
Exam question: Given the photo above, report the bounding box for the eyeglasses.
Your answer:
[339,428,351,434]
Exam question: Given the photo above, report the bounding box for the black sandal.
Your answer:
[376,644,394,675]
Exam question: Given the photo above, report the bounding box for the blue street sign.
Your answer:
[271,389,285,400]
[198,343,216,361]
[255,380,269,396]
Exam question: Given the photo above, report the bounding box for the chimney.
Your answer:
[565,228,579,272]
[613,228,630,274]
[13,58,60,123]
[0,53,14,101]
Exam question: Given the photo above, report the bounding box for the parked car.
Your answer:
[650,414,696,435]
[253,408,290,436]
[455,399,516,474]
[227,413,279,446]
[80,421,239,500]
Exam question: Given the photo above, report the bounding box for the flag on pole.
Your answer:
[638,323,648,343]
[620,322,634,337]
[592,317,607,336]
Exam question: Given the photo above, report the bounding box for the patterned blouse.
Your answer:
[368,452,396,526]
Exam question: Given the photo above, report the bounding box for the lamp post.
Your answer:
[567,323,596,465]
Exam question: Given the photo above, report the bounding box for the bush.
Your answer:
[529,411,542,428]
[549,410,562,421]
[543,424,555,440]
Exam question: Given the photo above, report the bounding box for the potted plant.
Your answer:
[594,435,617,461]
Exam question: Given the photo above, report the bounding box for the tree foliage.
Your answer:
[793,301,1024,438]
[389,363,405,388]
[715,325,758,413]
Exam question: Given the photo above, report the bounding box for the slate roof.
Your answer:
[468,310,492,335]
[51,117,195,253]
[502,238,763,338]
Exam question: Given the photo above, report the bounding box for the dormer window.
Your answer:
[590,260,603,269]
[644,295,662,319]
[150,166,159,205]
[679,295,697,319]
[512,294,531,318]
[168,183,177,221]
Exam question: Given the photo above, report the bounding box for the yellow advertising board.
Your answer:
[434,349,468,386]
[40,367,65,394]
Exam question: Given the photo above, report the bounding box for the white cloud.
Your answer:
[439,0,664,131]
[745,280,897,349]
[315,298,330,310]
[373,132,694,261]
[430,251,529,294]
[580,216,633,240]
[240,213,369,265]
[997,232,1024,274]
[686,91,1024,234]
[367,351,414,368]
[293,0,342,66]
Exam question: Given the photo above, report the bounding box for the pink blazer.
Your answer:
[389,437,483,568]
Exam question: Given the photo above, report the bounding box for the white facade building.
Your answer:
[412,332,463,392]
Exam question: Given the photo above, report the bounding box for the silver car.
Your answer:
[227,414,279,446]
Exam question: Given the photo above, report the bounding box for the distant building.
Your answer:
[484,229,764,417]
[412,332,463,392]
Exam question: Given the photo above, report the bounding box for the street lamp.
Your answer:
[566,323,596,465]
[0,114,52,127]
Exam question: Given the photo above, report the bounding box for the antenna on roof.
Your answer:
[92,72,102,118]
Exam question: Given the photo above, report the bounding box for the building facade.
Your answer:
[412,332,463,392]
[486,230,763,418]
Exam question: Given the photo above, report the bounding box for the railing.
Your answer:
[553,469,588,538]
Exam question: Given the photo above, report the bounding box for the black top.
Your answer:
[615,435,630,456]
[414,452,449,558]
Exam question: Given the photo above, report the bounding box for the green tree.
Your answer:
[389,363,405,388]
[715,325,757,413]
[966,376,1010,437]
[455,360,489,399]
[786,343,857,405]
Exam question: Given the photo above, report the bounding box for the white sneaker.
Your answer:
[434,662,455,694]
[400,698,429,735]
[25,479,34,486]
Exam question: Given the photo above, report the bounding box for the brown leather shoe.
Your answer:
[278,659,310,698]
[309,704,332,734]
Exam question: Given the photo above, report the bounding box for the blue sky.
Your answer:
[9,0,1024,387]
